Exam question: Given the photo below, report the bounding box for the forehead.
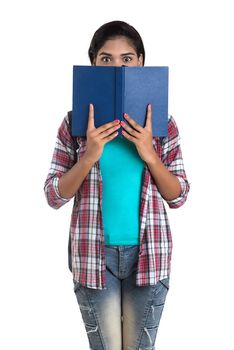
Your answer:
[98,36,136,54]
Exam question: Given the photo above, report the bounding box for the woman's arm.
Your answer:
[58,156,95,199]
[145,153,181,201]
[44,105,120,207]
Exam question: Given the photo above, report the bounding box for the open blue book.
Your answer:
[72,66,168,137]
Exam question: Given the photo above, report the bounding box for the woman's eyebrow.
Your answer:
[120,52,136,56]
[98,52,136,56]
[99,52,112,56]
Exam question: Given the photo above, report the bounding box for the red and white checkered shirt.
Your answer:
[44,114,190,289]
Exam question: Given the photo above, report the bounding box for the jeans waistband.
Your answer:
[105,245,139,250]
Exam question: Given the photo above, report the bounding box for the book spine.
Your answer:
[122,67,125,120]
[115,67,124,121]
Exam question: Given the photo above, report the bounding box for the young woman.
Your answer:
[44,20,190,350]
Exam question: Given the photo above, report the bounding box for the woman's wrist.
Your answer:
[145,151,161,167]
[82,153,98,168]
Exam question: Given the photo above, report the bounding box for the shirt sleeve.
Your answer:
[44,114,77,209]
[161,115,190,209]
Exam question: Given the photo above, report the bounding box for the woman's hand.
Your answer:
[121,105,182,200]
[83,104,121,164]
[121,104,157,163]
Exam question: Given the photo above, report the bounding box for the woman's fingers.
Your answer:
[104,130,119,142]
[96,119,120,134]
[145,104,152,130]
[87,105,120,139]
[121,112,148,139]
[87,104,95,131]
[123,113,144,133]
[100,123,121,139]
[121,113,142,138]
[87,106,152,138]
[121,106,152,138]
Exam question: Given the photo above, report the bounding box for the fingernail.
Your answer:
[115,119,120,123]
[124,113,128,118]
[120,121,125,126]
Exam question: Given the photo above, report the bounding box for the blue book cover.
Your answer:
[72,66,168,137]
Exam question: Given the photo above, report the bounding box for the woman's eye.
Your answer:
[123,56,132,62]
[102,57,111,63]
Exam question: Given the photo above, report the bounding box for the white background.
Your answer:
[0,0,233,349]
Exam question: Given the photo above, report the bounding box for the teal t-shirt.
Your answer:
[99,137,144,245]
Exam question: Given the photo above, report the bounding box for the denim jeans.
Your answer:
[73,245,169,350]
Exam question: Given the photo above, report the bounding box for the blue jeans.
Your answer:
[73,245,169,350]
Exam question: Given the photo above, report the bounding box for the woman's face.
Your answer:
[94,36,143,67]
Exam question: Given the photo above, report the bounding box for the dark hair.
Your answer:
[88,20,145,65]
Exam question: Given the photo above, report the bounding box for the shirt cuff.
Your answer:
[166,176,188,206]
[53,176,71,202]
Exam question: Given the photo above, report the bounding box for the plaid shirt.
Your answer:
[44,113,190,289]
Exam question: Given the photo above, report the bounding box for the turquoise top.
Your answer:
[99,137,145,245]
